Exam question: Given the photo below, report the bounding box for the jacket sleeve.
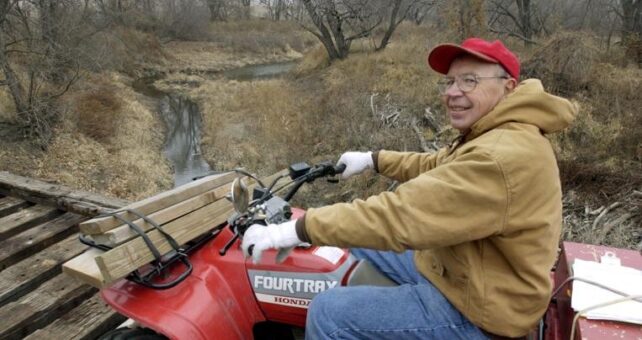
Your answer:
[305,151,509,251]
[377,149,444,182]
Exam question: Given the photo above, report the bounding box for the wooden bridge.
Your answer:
[0,171,130,339]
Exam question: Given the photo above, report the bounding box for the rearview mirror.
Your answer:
[230,177,249,213]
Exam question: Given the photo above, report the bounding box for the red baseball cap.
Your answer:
[427,38,520,80]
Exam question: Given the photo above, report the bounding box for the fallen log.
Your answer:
[0,171,127,216]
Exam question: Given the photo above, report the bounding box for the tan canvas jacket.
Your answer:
[301,79,577,337]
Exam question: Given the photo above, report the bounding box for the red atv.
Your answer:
[98,161,396,340]
[97,161,642,340]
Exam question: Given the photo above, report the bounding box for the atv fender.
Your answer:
[101,239,265,340]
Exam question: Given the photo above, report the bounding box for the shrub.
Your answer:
[74,85,122,143]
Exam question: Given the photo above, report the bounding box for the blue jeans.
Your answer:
[305,249,488,339]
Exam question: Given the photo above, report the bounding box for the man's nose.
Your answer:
[444,81,463,96]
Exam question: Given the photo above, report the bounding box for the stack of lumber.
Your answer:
[63,170,286,289]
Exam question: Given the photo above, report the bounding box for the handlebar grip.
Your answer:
[333,163,346,175]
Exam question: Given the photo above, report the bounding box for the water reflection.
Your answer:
[133,61,297,187]
[223,61,296,81]
[159,95,211,187]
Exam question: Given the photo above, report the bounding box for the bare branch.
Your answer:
[488,27,538,45]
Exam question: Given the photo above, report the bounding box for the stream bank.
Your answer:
[134,60,298,187]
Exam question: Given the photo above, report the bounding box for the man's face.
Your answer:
[441,56,515,133]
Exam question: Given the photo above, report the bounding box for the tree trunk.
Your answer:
[38,0,66,82]
[241,0,251,19]
[620,0,641,66]
[516,0,534,46]
[377,0,402,51]
[0,15,28,114]
[208,0,226,21]
[300,0,341,60]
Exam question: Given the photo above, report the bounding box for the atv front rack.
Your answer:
[79,208,221,289]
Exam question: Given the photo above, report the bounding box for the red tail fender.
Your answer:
[101,229,266,340]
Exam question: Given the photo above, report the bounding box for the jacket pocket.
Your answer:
[439,248,471,312]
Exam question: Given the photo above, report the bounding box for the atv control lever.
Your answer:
[219,230,239,256]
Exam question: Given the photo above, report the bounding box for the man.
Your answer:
[241,38,577,338]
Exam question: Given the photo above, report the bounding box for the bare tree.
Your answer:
[487,0,541,45]
[377,0,436,50]
[299,0,427,61]
[408,0,436,24]
[240,0,251,18]
[617,0,641,65]
[0,0,85,144]
[207,0,229,21]
[260,0,290,20]
[438,0,486,41]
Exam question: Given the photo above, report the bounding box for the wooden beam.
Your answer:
[79,172,236,235]
[0,197,30,218]
[0,213,86,271]
[90,183,233,247]
[23,294,125,340]
[0,205,62,241]
[62,248,107,289]
[0,273,96,340]
[94,170,287,285]
[95,200,235,284]
[0,234,87,307]
[0,171,128,216]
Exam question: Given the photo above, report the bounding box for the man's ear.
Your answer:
[505,78,518,93]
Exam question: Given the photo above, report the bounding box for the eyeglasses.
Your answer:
[437,74,508,95]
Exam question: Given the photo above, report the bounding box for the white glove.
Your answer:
[241,220,301,264]
[337,151,374,179]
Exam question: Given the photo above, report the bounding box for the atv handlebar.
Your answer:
[282,162,344,201]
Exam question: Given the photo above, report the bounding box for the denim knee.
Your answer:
[306,287,345,338]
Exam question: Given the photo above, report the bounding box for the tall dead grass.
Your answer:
[193,23,639,248]
[73,81,122,144]
[523,33,642,170]
[207,20,317,54]
[0,90,15,121]
[0,72,172,200]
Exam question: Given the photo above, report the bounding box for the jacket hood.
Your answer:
[469,79,577,139]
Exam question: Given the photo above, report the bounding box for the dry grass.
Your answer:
[518,32,641,249]
[207,20,317,54]
[0,89,16,121]
[0,72,172,201]
[78,27,167,75]
[73,82,122,144]
[1,19,638,248]
[191,24,639,249]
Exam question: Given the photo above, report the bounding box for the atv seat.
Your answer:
[345,260,398,287]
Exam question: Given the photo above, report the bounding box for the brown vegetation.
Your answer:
[0,1,638,249]
[187,23,640,249]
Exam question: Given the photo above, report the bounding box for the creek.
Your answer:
[134,61,296,187]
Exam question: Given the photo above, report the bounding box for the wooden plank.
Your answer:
[0,234,88,307]
[0,273,97,340]
[92,183,233,247]
[0,197,30,218]
[0,205,61,241]
[24,294,126,340]
[62,248,106,289]
[96,200,235,284]
[95,170,287,285]
[0,213,86,271]
[79,171,236,235]
[0,171,128,216]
